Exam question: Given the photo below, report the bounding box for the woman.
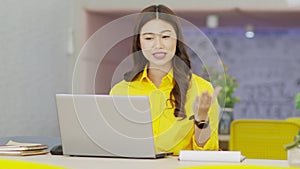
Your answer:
[110,4,221,155]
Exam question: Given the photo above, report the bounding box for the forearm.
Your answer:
[193,104,211,146]
[194,120,211,147]
[190,83,221,149]
[195,125,211,147]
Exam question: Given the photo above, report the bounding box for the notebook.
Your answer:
[55,94,173,158]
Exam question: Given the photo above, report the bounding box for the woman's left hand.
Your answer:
[193,86,222,120]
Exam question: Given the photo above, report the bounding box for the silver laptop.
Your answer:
[55,94,173,158]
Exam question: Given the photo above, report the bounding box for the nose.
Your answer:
[154,36,163,49]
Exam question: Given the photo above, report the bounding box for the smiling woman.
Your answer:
[139,19,177,87]
[110,4,221,155]
[140,19,177,73]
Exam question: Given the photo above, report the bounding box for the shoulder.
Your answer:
[109,80,130,95]
[109,73,144,95]
[191,73,212,86]
[190,73,214,93]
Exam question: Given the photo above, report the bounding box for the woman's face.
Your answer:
[139,19,177,70]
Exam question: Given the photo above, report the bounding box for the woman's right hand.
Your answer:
[193,86,222,121]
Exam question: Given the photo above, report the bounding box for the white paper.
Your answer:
[6,140,41,147]
[179,150,245,163]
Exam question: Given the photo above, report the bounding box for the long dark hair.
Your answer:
[124,4,192,119]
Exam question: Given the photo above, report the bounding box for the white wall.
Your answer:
[0,0,72,137]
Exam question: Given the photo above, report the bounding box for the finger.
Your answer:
[198,93,211,109]
[193,96,200,112]
[194,95,200,104]
[201,93,211,105]
[211,86,222,102]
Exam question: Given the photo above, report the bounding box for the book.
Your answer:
[0,140,48,156]
[178,150,246,163]
[0,150,48,156]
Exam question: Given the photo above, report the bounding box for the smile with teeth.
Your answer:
[152,52,167,60]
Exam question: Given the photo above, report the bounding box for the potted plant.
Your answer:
[201,64,240,134]
[295,93,300,110]
[285,93,300,167]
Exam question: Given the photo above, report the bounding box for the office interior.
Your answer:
[1,0,300,164]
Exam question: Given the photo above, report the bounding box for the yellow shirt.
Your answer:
[110,68,219,155]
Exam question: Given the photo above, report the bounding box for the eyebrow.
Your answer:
[141,30,172,36]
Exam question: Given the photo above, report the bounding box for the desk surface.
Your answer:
[0,154,290,169]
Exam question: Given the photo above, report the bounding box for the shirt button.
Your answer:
[149,90,166,121]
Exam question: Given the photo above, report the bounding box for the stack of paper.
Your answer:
[0,140,48,156]
[179,150,246,163]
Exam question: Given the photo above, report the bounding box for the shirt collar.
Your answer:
[140,65,148,82]
[165,68,174,82]
[139,64,174,82]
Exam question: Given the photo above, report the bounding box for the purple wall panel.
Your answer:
[185,29,300,119]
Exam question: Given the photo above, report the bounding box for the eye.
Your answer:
[162,35,170,39]
[142,35,154,40]
[144,37,153,40]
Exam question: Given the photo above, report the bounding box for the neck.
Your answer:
[147,65,171,88]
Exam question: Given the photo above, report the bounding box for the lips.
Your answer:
[152,52,167,60]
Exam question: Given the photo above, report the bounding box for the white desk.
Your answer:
[0,154,290,169]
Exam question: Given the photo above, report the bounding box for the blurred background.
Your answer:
[0,0,299,139]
